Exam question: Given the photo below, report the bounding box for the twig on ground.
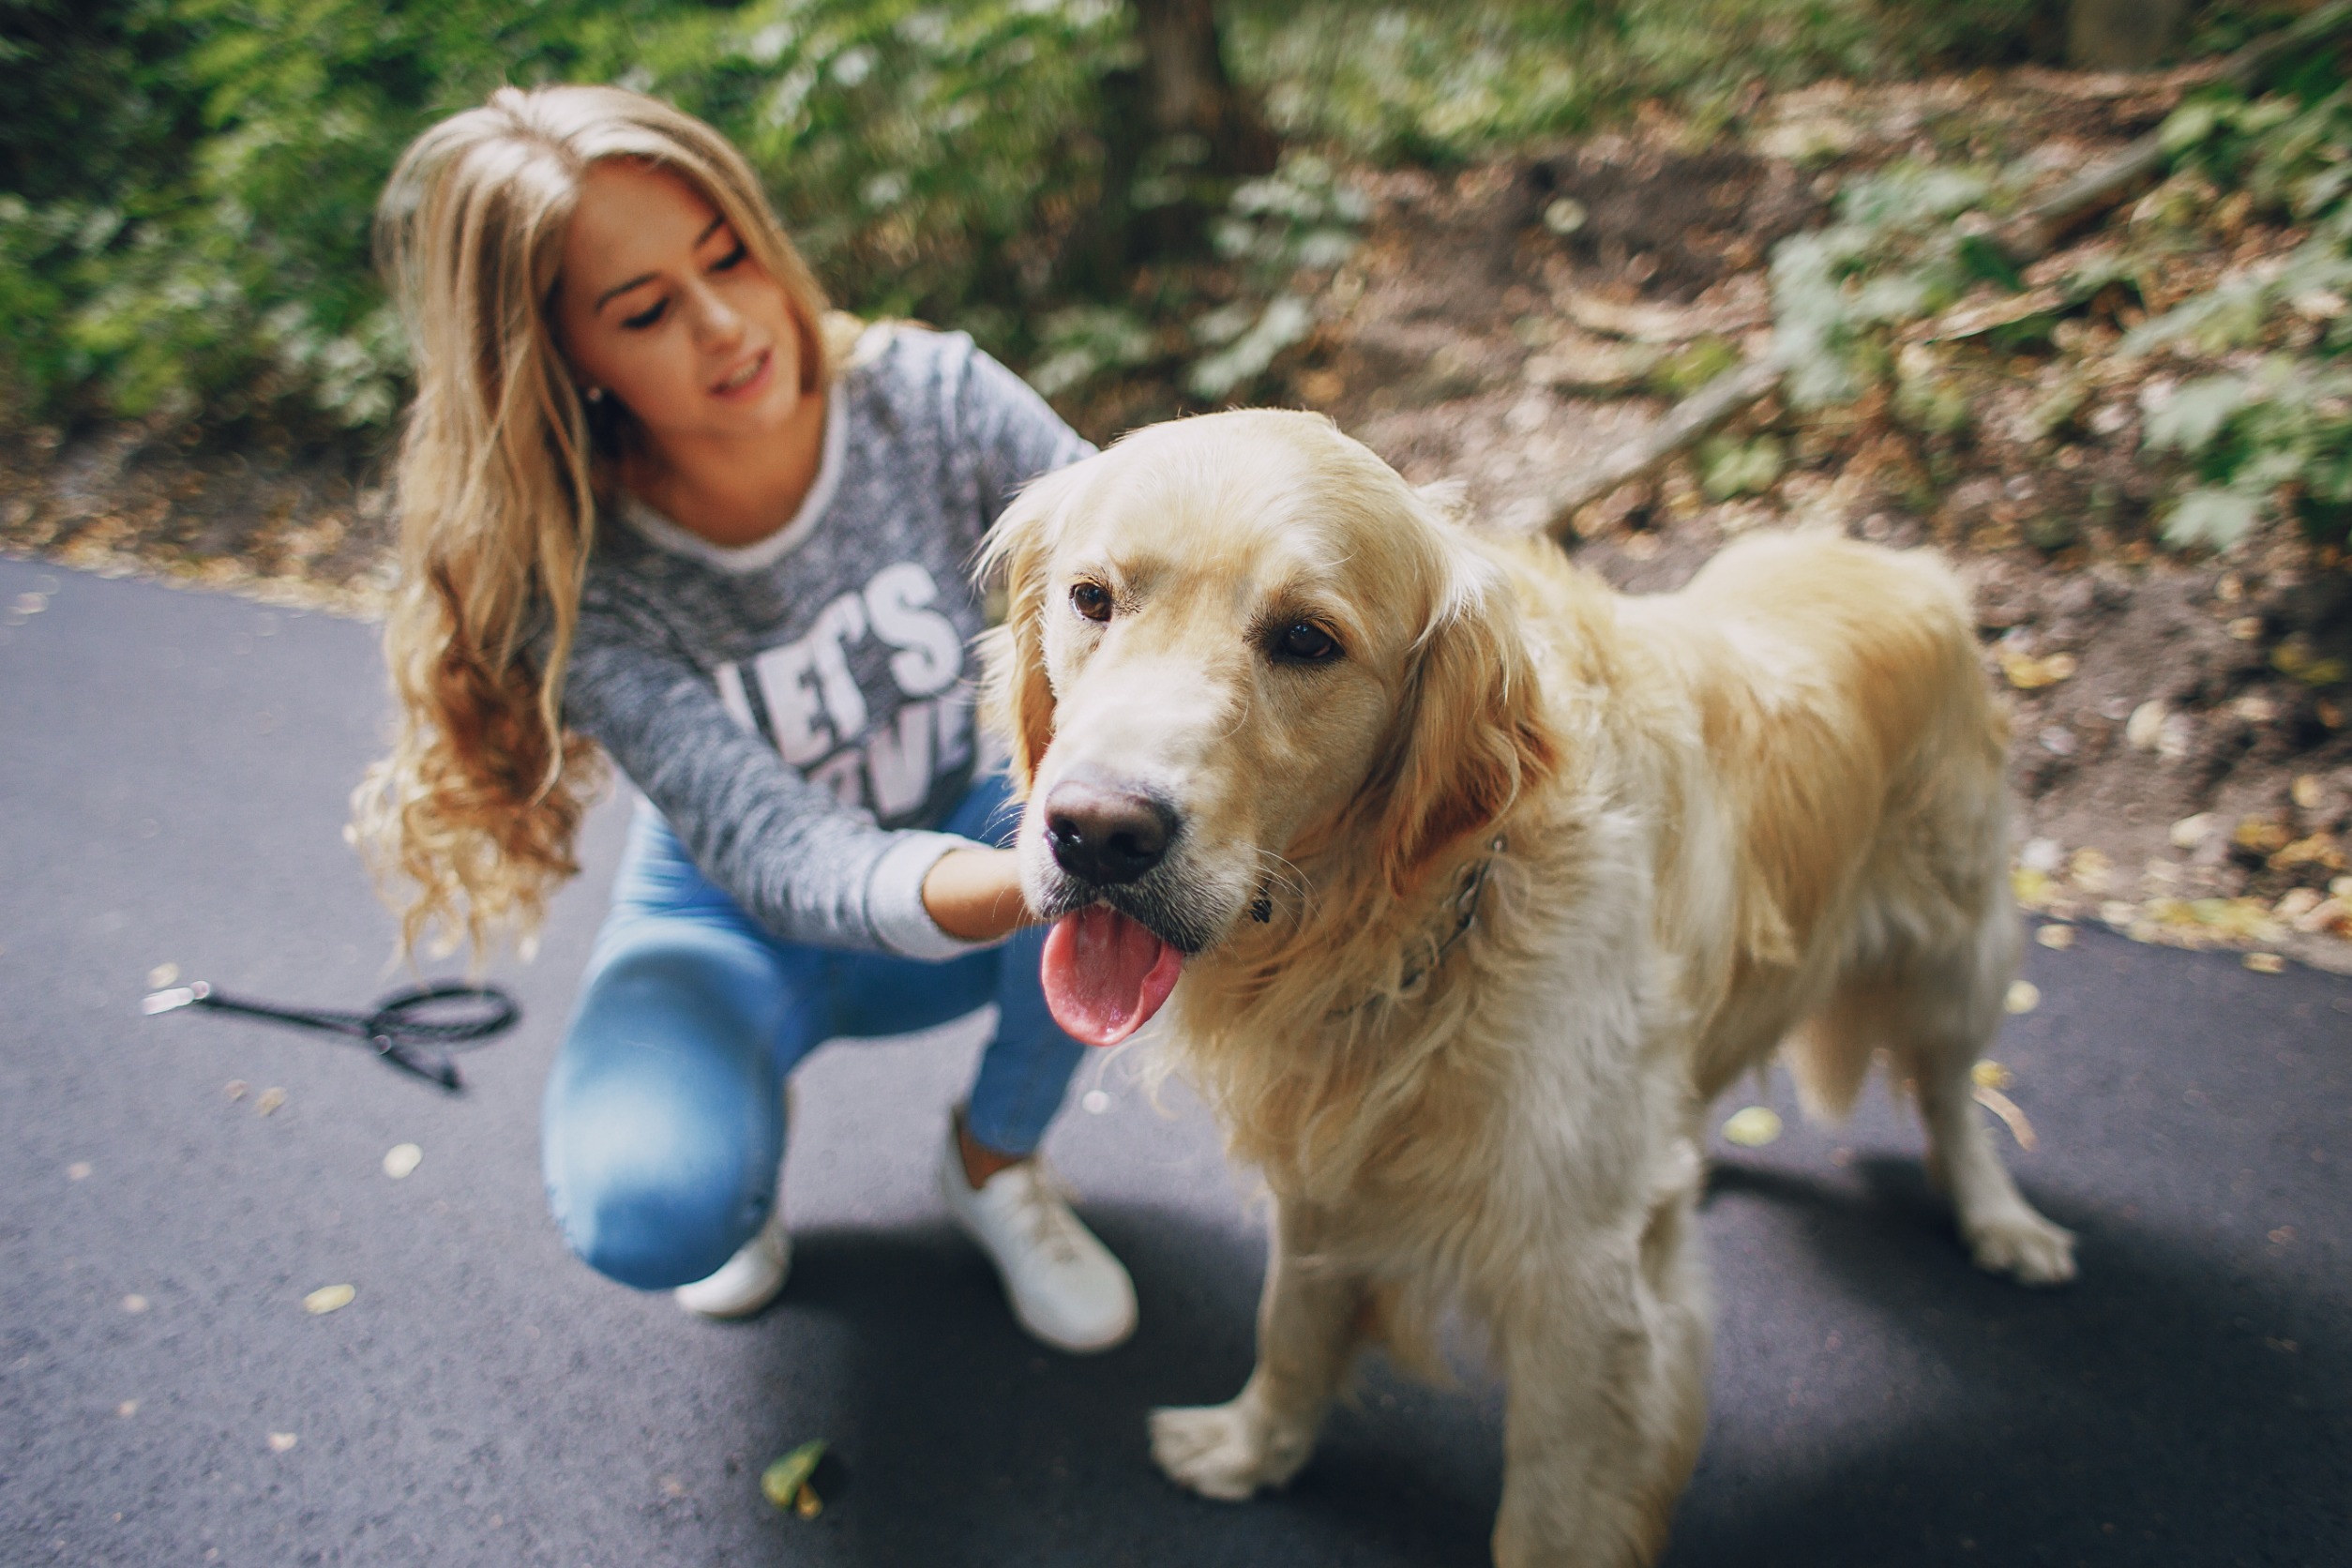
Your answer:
[1540,358,1786,540]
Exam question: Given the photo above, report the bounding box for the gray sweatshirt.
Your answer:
[559,324,1091,959]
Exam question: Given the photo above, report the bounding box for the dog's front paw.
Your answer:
[1966,1207,2077,1286]
[1150,1400,1311,1500]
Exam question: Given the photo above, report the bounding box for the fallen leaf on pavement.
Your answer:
[1971,1060,2014,1090]
[1722,1106,1783,1147]
[2035,924,2074,949]
[146,963,178,988]
[2243,951,2285,974]
[254,1088,286,1116]
[762,1440,829,1514]
[383,1143,422,1180]
[267,1432,297,1454]
[1972,1084,2038,1150]
[2005,980,2041,1014]
[303,1284,354,1316]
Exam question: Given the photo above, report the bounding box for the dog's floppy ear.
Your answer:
[977,460,1090,793]
[1370,552,1557,893]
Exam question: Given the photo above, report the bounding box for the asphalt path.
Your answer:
[2,553,2344,1567]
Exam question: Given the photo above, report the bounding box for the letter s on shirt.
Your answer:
[864,562,963,697]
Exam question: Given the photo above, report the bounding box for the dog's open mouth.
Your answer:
[1041,905,1184,1048]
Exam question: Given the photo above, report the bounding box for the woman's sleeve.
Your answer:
[942,333,1097,527]
[562,598,992,959]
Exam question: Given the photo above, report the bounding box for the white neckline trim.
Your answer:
[617,388,849,575]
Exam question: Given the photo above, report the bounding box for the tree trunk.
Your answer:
[1132,0,1279,177]
[2068,0,2189,69]
[1058,0,1279,293]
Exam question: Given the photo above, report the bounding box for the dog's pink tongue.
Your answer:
[1041,907,1182,1047]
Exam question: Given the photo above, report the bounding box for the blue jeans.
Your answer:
[541,772,1084,1290]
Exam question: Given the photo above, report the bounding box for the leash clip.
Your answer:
[141,982,212,1015]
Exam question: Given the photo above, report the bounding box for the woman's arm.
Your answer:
[921,846,1033,942]
[564,601,1009,957]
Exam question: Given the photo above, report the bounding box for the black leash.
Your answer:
[142,980,520,1093]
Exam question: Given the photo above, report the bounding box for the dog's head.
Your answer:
[979,410,1553,1046]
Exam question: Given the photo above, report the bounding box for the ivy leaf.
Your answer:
[2145,377,2254,454]
[2163,488,2263,550]
[2159,98,2223,156]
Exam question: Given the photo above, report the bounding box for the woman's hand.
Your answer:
[922,847,1036,943]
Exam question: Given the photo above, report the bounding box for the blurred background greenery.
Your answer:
[0,0,2232,443]
[12,0,2352,958]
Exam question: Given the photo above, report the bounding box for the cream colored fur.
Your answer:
[979,409,2075,1568]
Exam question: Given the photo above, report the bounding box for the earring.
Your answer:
[584,385,605,404]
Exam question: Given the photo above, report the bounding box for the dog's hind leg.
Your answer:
[1892,900,2077,1285]
[1150,1195,1364,1500]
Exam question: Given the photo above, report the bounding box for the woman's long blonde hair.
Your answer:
[353,84,840,958]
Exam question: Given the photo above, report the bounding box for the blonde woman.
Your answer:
[356,83,1135,1349]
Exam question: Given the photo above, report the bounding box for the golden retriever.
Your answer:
[978,409,2075,1567]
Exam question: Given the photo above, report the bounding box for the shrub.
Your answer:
[2129,73,2352,550]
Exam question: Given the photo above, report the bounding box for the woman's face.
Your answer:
[553,158,810,448]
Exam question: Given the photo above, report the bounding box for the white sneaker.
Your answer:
[672,1207,791,1319]
[938,1126,1138,1353]
[675,1085,794,1319]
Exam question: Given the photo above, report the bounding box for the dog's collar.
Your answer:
[1335,835,1505,1014]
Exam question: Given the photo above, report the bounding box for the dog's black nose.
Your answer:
[1044,773,1174,885]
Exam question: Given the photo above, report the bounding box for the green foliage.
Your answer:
[1027,304,1159,400]
[0,0,202,204]
[0,0,681,426]
[2144,361,2352,550]
[2130,85,2352,360]
[1758,32,2352,560]
[0,0,201,416]
[1648,336,1741,399]
[1186,152,1364,400]
[0,0,2113,434]
[626,0,1131,333]
[1697,431,1784,499]
[1223,0,2055,165]
[2126,74,2352,550]
[1891,343,1973,436]
[1769,162,1997,406]
[0,0,1133,431]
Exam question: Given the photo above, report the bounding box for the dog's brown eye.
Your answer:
[1070,581,1113,623]
[1274,621,1340,664]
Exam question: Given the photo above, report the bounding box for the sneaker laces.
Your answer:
[1003,1161,1088,1267]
